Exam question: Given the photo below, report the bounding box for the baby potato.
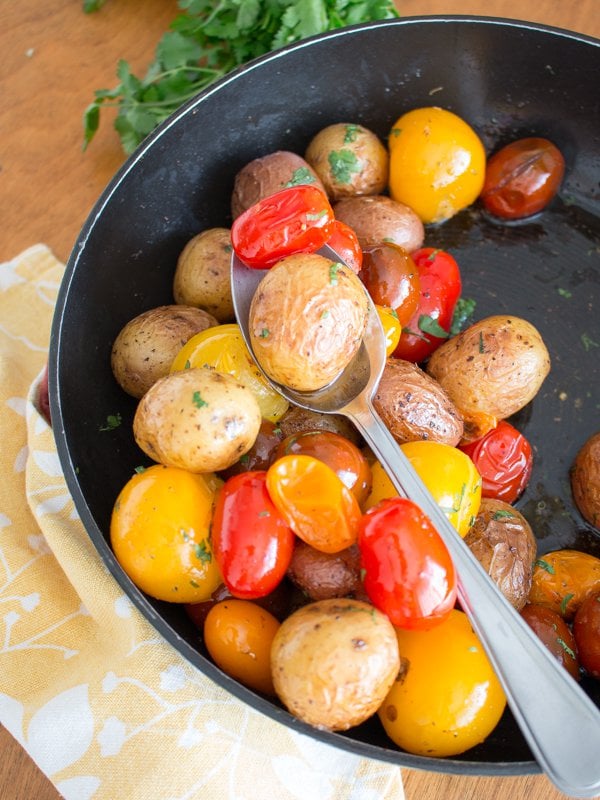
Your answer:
[570,431,600,529]
[231,150,325,218]
[304,122,389,201]
[271,598,400,731]
[133,367,261,473]
[426,315,551,441]
[249,253,369,392]
[173,227,234,322]
[464,499,537,611]
[333,195,424,253]
[111,304,219,399]
[373,357,464,446]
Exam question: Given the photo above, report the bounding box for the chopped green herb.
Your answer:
[343,124,361,143]
[192,391,208,408]
[450,297,476,335]
[306,210,327,221]
[83,0,107,11]
[581,333,600,351]
[258,510,271,518]
[284,167,317,187]
[560,592,575,615]
[478,331,486,353]
[556,637,576,660]
[190,580,200,589]
[329,263,341,285]
[426,248,442,262]
[99,413,122,432]
[181,529,190,541]
[184,359,191,370]
[328,149,361,184]
[239,453,250,465]
[320,309,330,319]
[557,287,572,299]
[492,509,515,520]
[390,127,401,138]
[388,307,398,319]
[259,328,270,338]
[84,0,399,153]
[134,465,146,474]
[402,326,429,342]
[194,540,212,564]
[534,558,555,575]
[418,314,450,339]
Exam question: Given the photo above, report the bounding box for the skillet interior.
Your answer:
[49,17,600,775]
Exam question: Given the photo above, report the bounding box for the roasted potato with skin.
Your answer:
[133,367,261,473]
[271,598,400,731]
[333,195,424,253]
[231,150,325,218]
[249,253,369,392]
[373,358,464,446]
[111,304,218,399]
[464,498,537,611]
[276,406,362,447]
[304,123,389,201]
[571,431,600,529]
[426,315,551,441]
[287,541,362,601]
[173,228,234,322]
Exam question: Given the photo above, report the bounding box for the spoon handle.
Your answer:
[347,399,600,799]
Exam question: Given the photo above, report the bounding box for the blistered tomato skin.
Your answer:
[203,599,280,695]
[388,107,486,223]
[573,593,600,678]
[379,609,506,757]
[211,471,295,599]
[326,219,363,273]
[230,184,335,268]
[481,137,565,220]
[459,420,533,503]
[359,497,457,630]
[110,465,222,603]
[393,247,462,363]
[360,244,420,327]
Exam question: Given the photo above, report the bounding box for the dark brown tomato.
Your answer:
[480,137,565,220]
[520,603,580,681]
[219,419,283,478]
[185,579,293,629]
[274,430,372,507]
[573,593,600,678]
[287,541,362,601]
[360,244,421,327]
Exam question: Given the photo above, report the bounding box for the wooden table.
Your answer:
[1,1,598,797]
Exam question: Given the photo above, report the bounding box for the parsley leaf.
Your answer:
[328,149,361,184]
[84,0,399,153]
[418,314,450,339]
[99,413,122,432]
[450,297,476,335]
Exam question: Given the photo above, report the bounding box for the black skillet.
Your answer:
[49,17,600,776]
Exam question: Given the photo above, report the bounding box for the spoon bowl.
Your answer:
[231,246,600,799]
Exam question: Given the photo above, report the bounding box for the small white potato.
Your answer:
[111,304,218,399]
[271,598,400,731]
[133,368,261,473]
[249,253,369,392]
[173,227,234,322]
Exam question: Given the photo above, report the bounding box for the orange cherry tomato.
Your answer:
[204,598,280,695]
[110,464,222,603]
[388,107,486,223]
[529,549,600,620]
[379,609,506,756]
[266,454,361,553]
[273,430,372,507]
[361,243,420,327]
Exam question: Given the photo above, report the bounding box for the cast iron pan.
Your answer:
[49,17,600,775]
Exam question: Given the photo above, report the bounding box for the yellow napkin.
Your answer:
[0,245,406,800]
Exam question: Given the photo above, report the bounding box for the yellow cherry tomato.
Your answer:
[364,441,481,537]
[204,599,280,695]
[171,323,289,422]
[379,609,506,757]
[110,464,222,603]
[375,305,402,357]
[388,107,486,223]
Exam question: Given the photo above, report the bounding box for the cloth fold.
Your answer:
[0,245,405,800]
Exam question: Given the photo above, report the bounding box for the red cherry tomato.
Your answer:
[360,243,421,327]
[273,429,372,507]
[359,497,457,630]
[459,420,533,503]
[573,593,600,678]
[480,137,565,220]
[211,471,295,599]
[393,247,462,363]
[520,603,580,681]
[231,185,335,268]
[326,219,363,273]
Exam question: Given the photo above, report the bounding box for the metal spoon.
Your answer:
[231,244,600,798]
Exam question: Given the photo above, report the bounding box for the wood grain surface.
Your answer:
[1,1,598,798]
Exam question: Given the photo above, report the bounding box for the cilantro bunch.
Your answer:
[83,0,399,153]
